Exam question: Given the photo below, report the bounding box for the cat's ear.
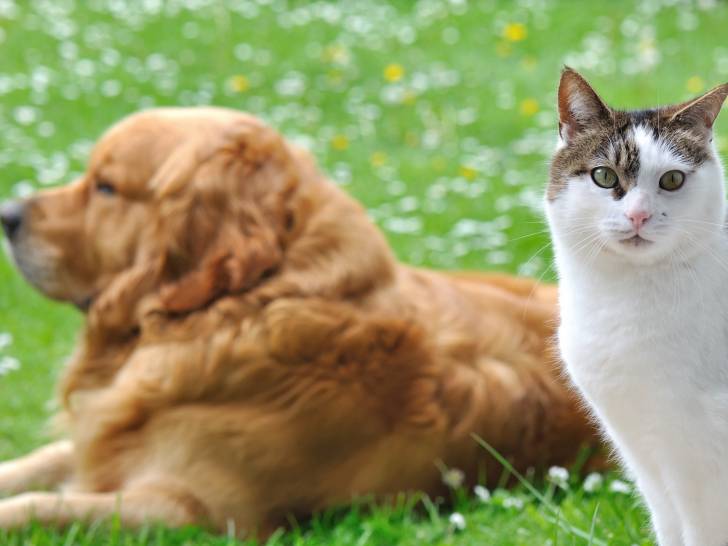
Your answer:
[558,67,612,143]
[666,83,728,132]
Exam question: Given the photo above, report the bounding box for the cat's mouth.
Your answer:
[619,235,653,247]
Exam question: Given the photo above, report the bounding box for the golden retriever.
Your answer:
[0,107,596,536]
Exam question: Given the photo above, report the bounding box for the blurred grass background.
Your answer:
[1,0,727,544]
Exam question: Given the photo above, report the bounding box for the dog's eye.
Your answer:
[96,181,116,196]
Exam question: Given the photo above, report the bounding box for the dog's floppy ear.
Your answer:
[155,123,292,314]
[159,212,281,313]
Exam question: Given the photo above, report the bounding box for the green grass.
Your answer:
[2,0,728,543]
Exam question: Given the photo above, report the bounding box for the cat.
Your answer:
[546,67,728,546]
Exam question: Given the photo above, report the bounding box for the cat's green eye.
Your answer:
[591,166,619,189]
[659,170,685,191]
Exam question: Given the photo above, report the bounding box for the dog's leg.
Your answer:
[0,441,74,495]
[0,484,208,529]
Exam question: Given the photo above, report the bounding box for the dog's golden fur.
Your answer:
[0,108,597,535]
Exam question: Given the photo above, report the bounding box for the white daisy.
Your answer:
[449,512,466,531]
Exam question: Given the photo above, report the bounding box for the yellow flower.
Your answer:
[228,75,250,93]
[459,165,478,180]
[503,23,527,42]
[686,76,705,94]
[519,98,539,116]
[330,134,349,151]
[370,151,387,167]
[384,63,405,83]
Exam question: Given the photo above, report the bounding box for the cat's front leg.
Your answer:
[604,435,683,546]
[641,487,684,546]
[637,480,683,546]
[0,441,74,495]
[666,427,728,546]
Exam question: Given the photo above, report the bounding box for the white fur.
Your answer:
[547,124,728,546]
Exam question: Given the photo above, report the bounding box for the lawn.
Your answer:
[1,0,727,544]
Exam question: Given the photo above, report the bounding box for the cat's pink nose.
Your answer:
[626,210,651,231]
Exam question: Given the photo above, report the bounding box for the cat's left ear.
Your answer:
[557,67,612,144]
[666,83,728,133]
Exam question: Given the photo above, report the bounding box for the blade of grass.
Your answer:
[588,502,600,546]
[472,434,607,546]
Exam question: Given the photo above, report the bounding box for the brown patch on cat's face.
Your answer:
[548,68,726,202]
[549,110,712,202]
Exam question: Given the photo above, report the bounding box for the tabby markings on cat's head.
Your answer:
[546,68,728,266]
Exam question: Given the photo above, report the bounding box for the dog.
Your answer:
[0,107,597,536]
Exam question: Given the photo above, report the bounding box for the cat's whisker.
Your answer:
[583,237,608,268]
[678,219,728,228]
[520,241,553,267]
[508,229,550,242]
[675,228,728,278]
[570,231,604,257]
[521,259,556,321]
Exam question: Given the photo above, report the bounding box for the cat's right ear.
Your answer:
[558,67,612,143]
[665,82,728,133]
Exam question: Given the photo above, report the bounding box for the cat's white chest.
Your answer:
[558,295,682,423]
[557,259,728,452]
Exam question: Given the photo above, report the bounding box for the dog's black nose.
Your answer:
[0,200,24,239]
